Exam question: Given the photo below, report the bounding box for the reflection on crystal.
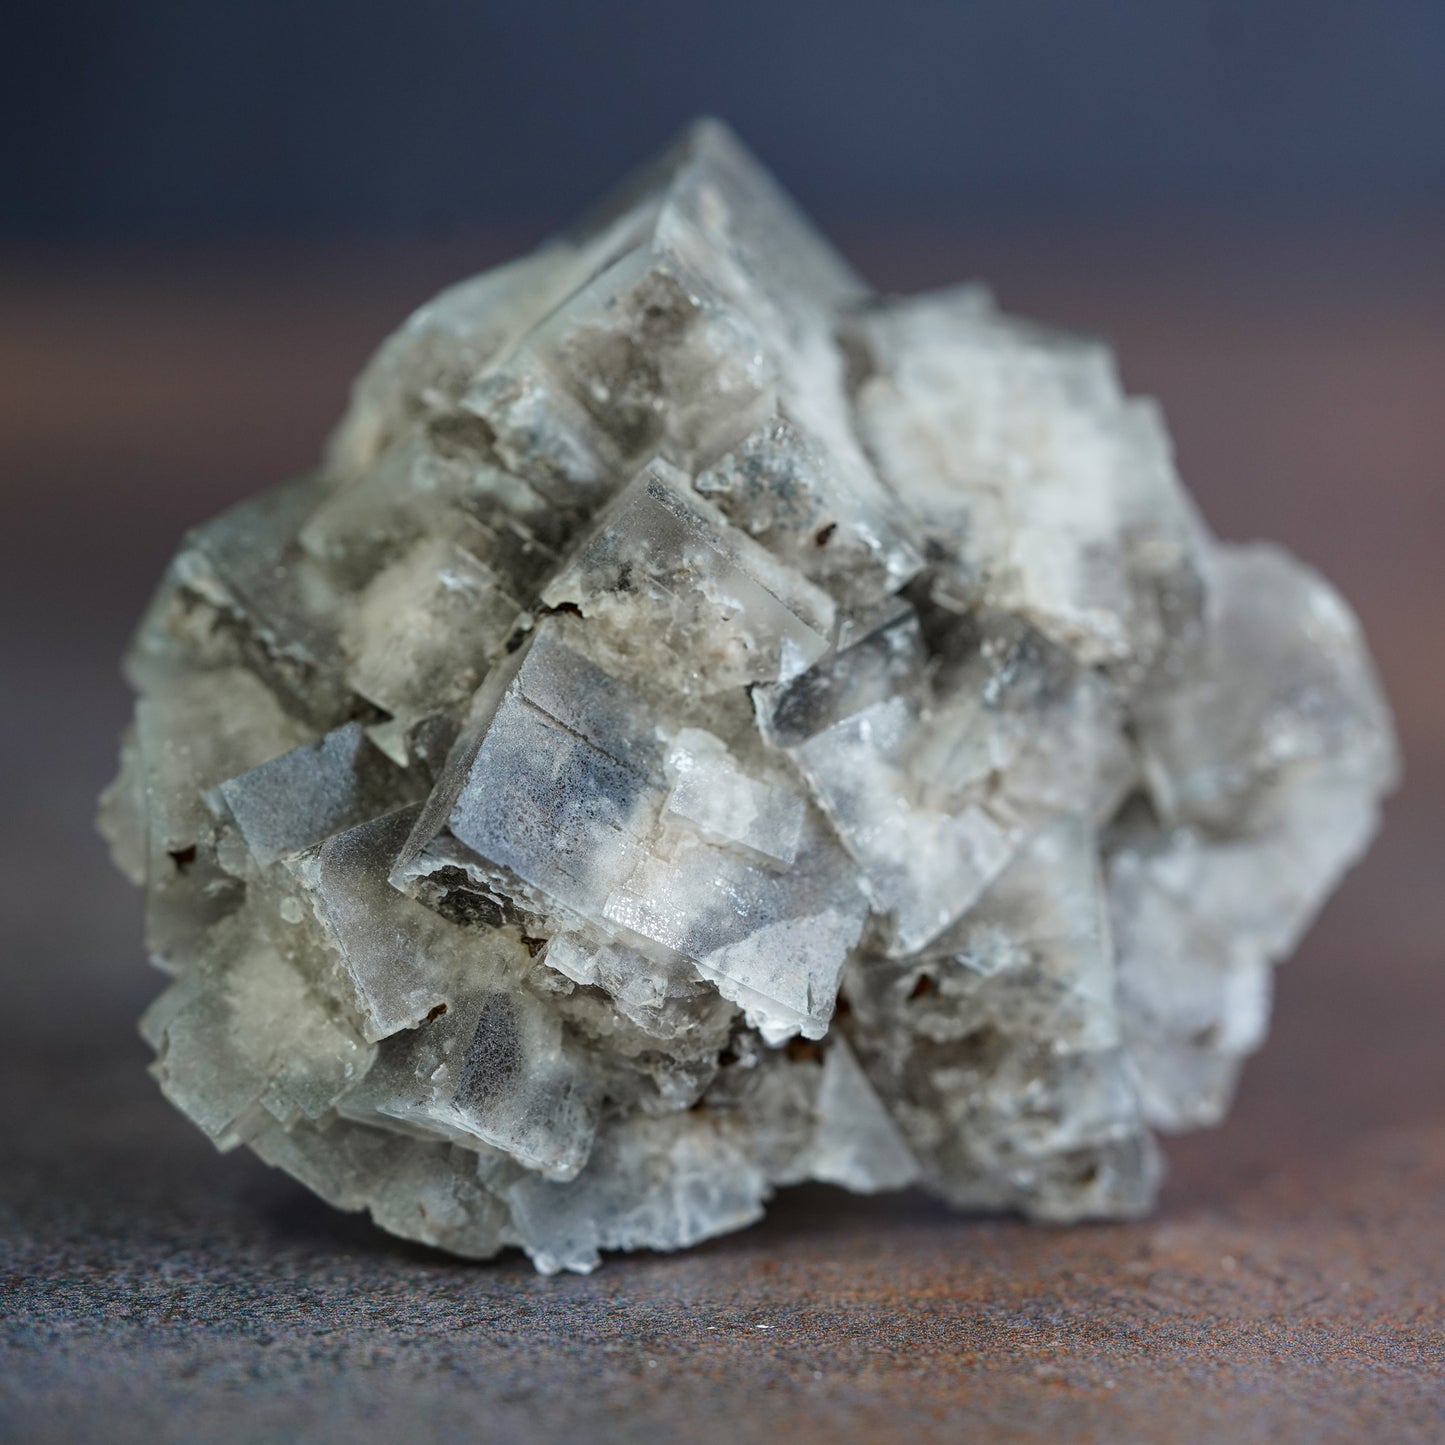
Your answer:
[101,119,1396,1271]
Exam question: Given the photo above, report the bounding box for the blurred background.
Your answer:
[3,4,1443,1436]
[7,1,1445,236]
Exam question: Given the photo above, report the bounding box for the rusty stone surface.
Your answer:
[2,236,1442,1442]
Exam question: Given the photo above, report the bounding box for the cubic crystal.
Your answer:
[99,120,1397,1271]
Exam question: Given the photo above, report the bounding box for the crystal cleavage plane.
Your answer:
[97,121,1398,1272]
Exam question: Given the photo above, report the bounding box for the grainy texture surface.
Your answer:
[2,232,1443,1442]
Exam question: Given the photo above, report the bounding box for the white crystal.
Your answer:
[664,727,805,867]
[101,119,1395,1270]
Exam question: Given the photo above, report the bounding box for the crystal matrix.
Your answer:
[98,121,1397,1271]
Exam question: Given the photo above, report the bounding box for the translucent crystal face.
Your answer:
[98,119,1398,1273]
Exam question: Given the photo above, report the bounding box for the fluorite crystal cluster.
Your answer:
[99,121,1397,1272]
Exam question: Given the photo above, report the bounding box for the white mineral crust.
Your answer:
[98,120,1398,1272]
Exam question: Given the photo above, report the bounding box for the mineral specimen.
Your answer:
[98,120,1398,1272]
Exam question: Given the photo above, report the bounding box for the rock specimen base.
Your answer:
[98,120,1397,1272]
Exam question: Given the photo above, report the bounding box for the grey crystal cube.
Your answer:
[99,119,1397,1272]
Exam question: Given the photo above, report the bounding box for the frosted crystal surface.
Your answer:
[101,120,1398,1271]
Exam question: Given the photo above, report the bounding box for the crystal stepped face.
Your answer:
[97,119,1399,1273]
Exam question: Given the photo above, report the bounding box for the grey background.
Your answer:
[5,0,1445,239]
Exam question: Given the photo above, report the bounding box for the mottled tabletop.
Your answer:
[3,231,1442,1443]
